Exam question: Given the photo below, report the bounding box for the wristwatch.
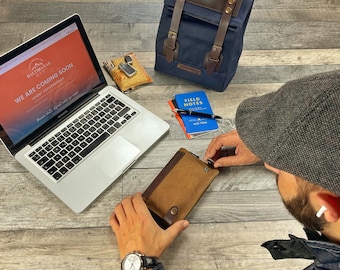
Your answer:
[121,252,165,270]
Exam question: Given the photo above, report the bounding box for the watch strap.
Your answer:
[142,255,160,268]
[121,252,164,270]
[153,262,165,270]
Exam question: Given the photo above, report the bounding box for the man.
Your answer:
[110,70,340,269]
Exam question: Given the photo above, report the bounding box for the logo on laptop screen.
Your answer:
[27,58,51,78]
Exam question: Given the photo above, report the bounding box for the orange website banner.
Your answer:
[0,30,99,144]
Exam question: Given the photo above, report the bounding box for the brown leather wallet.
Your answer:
[143,148,219,229]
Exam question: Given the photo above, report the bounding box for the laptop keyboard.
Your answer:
[28,94,137,182]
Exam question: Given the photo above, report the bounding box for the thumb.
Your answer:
[165,220,190,240]
[214,155,239,167]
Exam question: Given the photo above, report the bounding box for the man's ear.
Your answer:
[316,192,340,223]
[264,163,280,175]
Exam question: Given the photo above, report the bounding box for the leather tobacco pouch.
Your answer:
[143,148,219,229]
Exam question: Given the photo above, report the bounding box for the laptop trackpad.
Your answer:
[91,135,141,178]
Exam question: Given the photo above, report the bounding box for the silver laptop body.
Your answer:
[0,14,169,213]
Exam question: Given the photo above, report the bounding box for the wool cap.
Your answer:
[235,70,340,195]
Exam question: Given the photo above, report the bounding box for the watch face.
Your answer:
[122,253,142,270]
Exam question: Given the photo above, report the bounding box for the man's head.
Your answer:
[280,177,326,231]
[265,163,327,231]
[235,70,340,234]
[264,163,340,243]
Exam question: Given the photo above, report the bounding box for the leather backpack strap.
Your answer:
[163,0,185,62]
[206,0,238,74]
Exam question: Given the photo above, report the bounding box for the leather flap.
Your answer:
[143,148,219,228]
[187,0,243,16]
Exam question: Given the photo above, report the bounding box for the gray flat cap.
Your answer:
[236,70,340,195]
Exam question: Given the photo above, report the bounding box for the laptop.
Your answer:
[0,14,169,213]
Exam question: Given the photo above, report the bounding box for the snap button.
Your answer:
[170,206,178,216]
[225,7,233,14]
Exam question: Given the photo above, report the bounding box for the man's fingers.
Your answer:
[113,196,135,227]
[204,138,223,160]
[204,133,237,160]
[113,202,126,226]
[132,193,151,216]
[213,156,234,167]
[112,193,147,230]
[121,195,138,217]
[166,220,190,241]
[109,212,120,232]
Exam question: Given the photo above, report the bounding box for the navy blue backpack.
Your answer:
[155,0,254,92]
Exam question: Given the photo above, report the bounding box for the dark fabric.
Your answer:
[154,0,254,92]
[303,228,329,242]
[262,229,340,270]
[261,238,316,260]
[235,70,340,195]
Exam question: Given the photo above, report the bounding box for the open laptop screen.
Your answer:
[0,15,106,154]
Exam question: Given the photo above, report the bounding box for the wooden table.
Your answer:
[1,1,339,269]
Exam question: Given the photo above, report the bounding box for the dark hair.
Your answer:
[281,176,328,232]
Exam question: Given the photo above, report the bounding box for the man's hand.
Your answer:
[110,192,190,259]
[204,130,261,168]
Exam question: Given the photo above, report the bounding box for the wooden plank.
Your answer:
[1,21,340,53]
[0,170,122,230]
[239,49,340,66]
[244,22,340,50]
[254,0,340,9]
[140,65,340,86]
[3,0,339,9]
[250,8,340,21]
[1,2,340,23]
[97,49,340,68]
[0,2,163,23]
[0,168,288,230]
[0,221,311,270]
[0,140,285,230]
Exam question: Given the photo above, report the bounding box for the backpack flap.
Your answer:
[155,0,254,91]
